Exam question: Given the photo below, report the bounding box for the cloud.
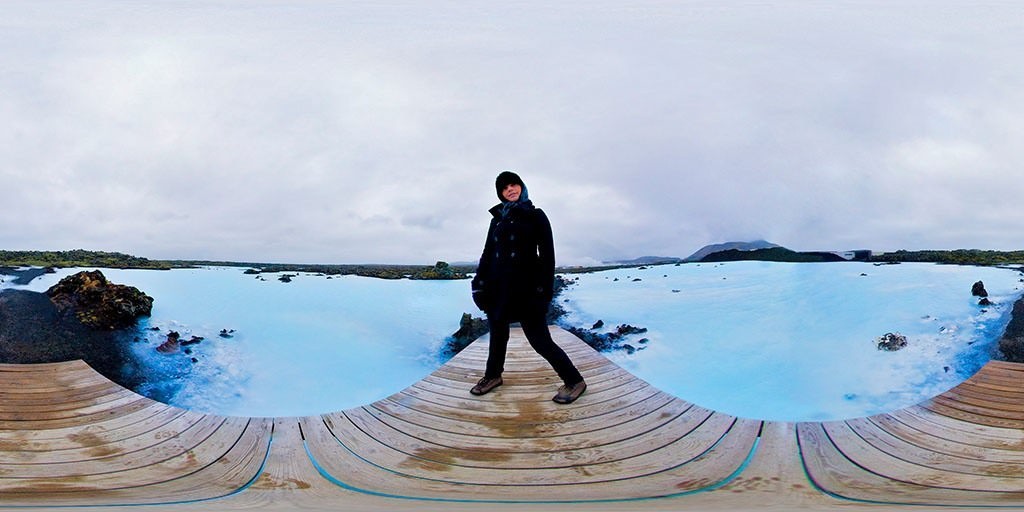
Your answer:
[2,1,1024,264]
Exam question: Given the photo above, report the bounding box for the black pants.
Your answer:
[485,311,584,386]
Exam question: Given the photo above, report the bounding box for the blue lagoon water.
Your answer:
[4,262,1021,420]
[559,261,1023,421]
[8,267,475,417]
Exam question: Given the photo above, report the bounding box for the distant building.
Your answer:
[833,250,872,261]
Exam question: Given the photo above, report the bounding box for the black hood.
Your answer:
[495,171,526,202]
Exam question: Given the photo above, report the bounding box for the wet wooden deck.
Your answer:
[2,327,1024,511]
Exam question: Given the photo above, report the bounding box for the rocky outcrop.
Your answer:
[876,332,908,351]
[0,270,154,387]
[0,288,147,389]
[156,331,181,353]
[972,281,988,297]
[998,297,1024,363]
[567,323,649,353]
[46,270,153,330]
[441,313,489,359]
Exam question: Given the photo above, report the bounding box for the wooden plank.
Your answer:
[0,404,185,449]
[299,413,759,502]
[0,408,204,460]
[920,398,1024,430]
[19,331,1024,508]
[0,395,158,431]
[702,421,840,508]
[941,385,1024,412]
[795,421,1024,506]
[846,416,1024,473]
[212,417,391,509]
[0,361,96,372]
[822,420,1024,492]
[0,383,137,409]
[0,414,230,479]
[0,387,141,415]
[929,394,1024,425]
[0,417,272,505]
[408,370,647,405]
[368,391,685,440]
[425,363,634,392]
[338,402,713,469]
[887,406,1024,448]
[869,412,1024,457]
[320,407,738,485]
[388,383,664,425]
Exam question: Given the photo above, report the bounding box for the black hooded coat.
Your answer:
[472,189,555,322]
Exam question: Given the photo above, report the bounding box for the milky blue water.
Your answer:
[559,261,1023,421]
[5,267,475,417]
[3,262,1021,420]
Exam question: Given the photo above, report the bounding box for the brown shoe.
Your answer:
[470,376,503,396]
[553,380,587,404]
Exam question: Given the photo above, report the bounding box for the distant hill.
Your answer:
[869,249,1024,266]
[685,240,780,262]
[603,256,683,266]
[700,247,846,263]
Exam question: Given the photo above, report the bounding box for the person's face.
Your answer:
[502,183,522,202]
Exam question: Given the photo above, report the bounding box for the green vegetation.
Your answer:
[0,250,180,270]
[8,247,1024,281]
[1,250,475,280]
[410,261,466,280]
[238,261,471,280]
[869,250,1024,266]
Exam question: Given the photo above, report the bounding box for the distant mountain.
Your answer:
[684,240,780,262]
[699,247,846,263]
[603,256,684,266]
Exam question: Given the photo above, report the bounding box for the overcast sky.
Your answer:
[2,2,1023,265]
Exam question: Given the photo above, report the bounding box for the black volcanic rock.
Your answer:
[0,288,145,388]
[876,332,908,351]
[999,297,1024,363]
[441,313,489,359]
[46,270,153,330]
[156,331,181,353]
[972,281,988,297]
[567,323,649,353]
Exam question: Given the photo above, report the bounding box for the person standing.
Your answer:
[470,171,587,404]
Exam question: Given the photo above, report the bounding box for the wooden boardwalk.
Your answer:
[2,327,1024,510]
